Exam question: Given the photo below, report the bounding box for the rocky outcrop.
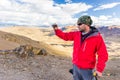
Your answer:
[0,44,48,58]
[0,31,50,58]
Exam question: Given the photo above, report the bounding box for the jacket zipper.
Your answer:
[83,42,87,52]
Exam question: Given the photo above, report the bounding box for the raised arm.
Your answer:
[52,24,75,41]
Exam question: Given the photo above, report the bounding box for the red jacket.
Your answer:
[55,28,108,72]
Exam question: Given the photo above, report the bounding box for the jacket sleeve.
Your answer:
[96,36,108,73]
[54,29,75,41]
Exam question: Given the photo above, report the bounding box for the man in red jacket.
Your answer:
[52,15,108,80]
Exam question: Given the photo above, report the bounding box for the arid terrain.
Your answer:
[0,26,120,80]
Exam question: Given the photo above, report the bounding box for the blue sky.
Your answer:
[0,0,120,27]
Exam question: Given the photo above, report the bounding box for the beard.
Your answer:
[78,28,85,32]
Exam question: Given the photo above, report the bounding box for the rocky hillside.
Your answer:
[0,26,72,57]
[0,30,70,57]
[0,30,73,80]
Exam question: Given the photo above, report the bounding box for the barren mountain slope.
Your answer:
[0,27,120,80]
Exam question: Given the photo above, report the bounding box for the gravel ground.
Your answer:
[0,53,73,80]
[0,53,120,80]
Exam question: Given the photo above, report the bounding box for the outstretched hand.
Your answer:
[52,23,58,30]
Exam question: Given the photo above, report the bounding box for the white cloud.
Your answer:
[0,0,119,26]
[65,0,72,3]
[0,0,92,26]
[91,15,120,26]
[94,2,120,11]
[58,3,92,15]
[99,15,112,20]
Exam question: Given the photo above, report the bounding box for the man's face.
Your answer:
[77,23,86,32]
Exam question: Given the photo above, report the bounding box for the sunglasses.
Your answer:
[77,23,82,26]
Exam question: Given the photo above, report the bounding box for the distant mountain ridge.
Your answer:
[98,26,120,43]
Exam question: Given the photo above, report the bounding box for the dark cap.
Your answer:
[77,15,93,26]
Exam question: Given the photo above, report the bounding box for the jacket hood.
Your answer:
[89,26,99,37]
